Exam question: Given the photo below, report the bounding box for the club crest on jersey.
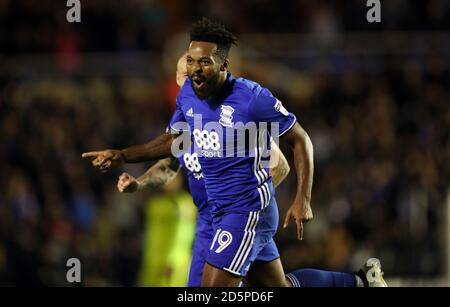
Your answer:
[219,105,234,127]
[274,99,289,116]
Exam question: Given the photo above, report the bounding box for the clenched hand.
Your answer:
[117,172,139,193]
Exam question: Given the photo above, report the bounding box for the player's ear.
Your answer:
[221,59,229,71]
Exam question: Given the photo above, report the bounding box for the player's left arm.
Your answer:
[117,157,181,193]
[249,89,313,240]
[269,141,290,188]
[281,122,314,240]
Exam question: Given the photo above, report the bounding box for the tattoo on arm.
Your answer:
[269,141,290,188]
[136,157,181,191]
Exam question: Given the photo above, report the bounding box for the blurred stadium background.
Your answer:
[0,0,449,286]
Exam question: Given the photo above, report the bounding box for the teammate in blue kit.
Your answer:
[83,18,387,287]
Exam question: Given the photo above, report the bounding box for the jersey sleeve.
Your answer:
[249,88,296,137]
[167,98,189,133]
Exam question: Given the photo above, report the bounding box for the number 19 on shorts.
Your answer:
[210,229,233,253]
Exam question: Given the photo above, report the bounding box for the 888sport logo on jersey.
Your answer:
[183,152,203,180]
[192,128,222,158]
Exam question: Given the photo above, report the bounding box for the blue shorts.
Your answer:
[206,198,280,277]
[188,213,213,287]
[189,234,280,286]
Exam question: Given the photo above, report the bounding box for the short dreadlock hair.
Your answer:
[190,17,238,62]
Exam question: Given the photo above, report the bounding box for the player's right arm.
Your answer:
[81,132,177,172]
[82,92,190,172]
[117,157,181,193]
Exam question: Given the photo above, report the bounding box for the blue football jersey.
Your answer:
[169,73,296,213]
[177,151,209,214]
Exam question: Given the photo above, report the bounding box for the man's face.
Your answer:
[187,41,224,99]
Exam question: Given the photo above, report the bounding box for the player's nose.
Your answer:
[191,62,202,73]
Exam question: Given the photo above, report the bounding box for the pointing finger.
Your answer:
[82,151,102,158]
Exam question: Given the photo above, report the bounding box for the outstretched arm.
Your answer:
[269,141,290,188]
[121,132,175,163]
[281,122,314,240]
[82,132,179,172]
[117,157,181,193]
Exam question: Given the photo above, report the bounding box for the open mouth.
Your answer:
[193,76,206,88]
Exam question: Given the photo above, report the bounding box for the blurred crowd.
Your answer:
[0,0,449,286]
[0,74,176,285]
[1,0,450,54]
[264,51,449,278]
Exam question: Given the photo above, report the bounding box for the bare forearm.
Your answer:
[121,132,174,163]
[292,130,314,202]
[281,123,314,240]
[137,157,181,191]
[283,123,314,203]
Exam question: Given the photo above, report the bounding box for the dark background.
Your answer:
[0,0,449,286]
